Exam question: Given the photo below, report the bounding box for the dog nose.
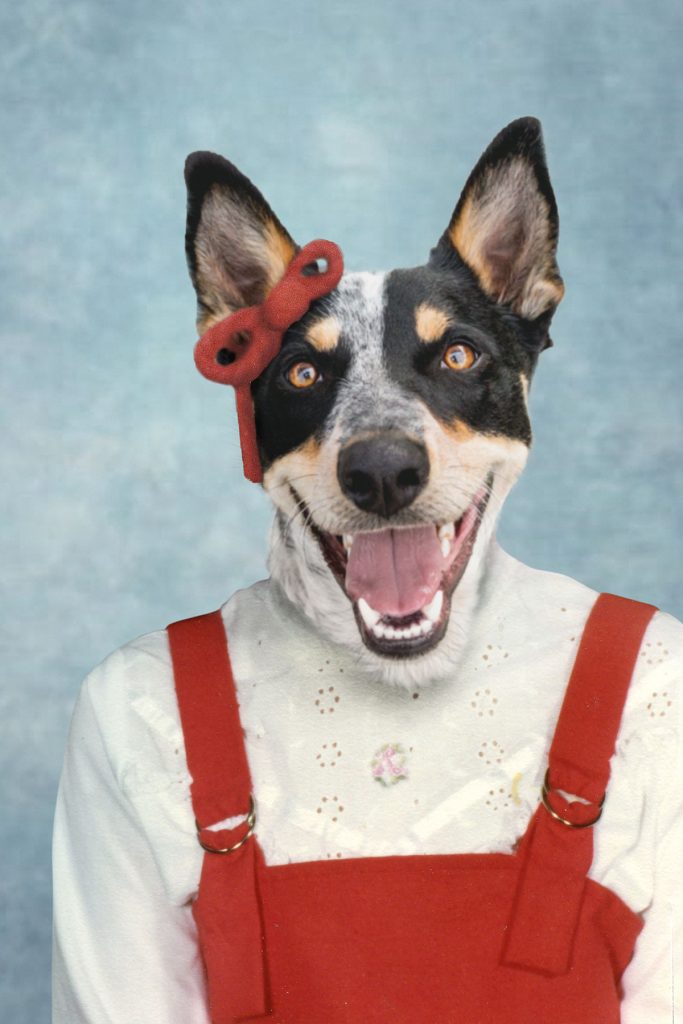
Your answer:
[337,434,429,518]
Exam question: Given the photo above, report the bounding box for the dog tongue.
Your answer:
[345,526,442,617]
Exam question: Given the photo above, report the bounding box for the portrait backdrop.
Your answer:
[1,0,681,1018]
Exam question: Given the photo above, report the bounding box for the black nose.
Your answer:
[337,434,429,518]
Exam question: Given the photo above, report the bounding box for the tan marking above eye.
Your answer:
[306,315,341,352]
[448,418,476,440]
[415,302,453,343]
[442,342,478,371]
[287,361,320,388]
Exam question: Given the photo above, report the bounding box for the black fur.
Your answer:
[252,299,352,466]
[382,265,535,444]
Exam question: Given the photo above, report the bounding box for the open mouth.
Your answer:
[297,475,493,658]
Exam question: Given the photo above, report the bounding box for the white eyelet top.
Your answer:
[52,544,683,1023]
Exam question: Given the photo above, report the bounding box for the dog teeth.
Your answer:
[358,597,381,628]
[370,619,433,642]
[361,594,443,644]
[423,590,444,623]
[438,523,455,558]
[343,534,354,551]
[366,614,439,641]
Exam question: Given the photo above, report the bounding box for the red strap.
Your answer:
[502,592,657,976]
[167,610,252,829]
[168,611,271,1020]
[548,592,657,805]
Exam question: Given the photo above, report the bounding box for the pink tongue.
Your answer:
[345,526,443,617]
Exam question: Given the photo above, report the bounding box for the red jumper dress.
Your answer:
[167,592,656,1023]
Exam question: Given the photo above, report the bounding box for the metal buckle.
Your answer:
[196,795,256,853]
[541,770,605,829]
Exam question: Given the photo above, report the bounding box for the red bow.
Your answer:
[194,239,344,482]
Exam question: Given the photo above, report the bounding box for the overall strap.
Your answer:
[167,610,270,1022]
[502,592,657,977]
[167,610,253,831]
[548,592,658,807]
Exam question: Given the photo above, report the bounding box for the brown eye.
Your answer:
[442,342,478,372]
[287,361,321,388]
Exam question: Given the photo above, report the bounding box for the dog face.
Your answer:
[185,118,563,683]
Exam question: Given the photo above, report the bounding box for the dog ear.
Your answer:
[184,152,298,332]
[433,118,564,324]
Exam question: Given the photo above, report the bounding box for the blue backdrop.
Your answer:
[1,1,681,1018]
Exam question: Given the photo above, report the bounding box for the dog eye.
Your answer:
[441,342,479,372]
[286,361,321,389]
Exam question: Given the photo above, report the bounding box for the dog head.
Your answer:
[185,117,563,686]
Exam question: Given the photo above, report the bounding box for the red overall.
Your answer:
[167,593,656,1024]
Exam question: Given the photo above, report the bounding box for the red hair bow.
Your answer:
[194,239,344,483]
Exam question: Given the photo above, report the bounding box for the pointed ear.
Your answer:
[184,152,298,332]
[434,118,564,323]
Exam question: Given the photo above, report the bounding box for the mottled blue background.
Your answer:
[1,0,681,1018]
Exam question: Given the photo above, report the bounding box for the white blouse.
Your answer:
[52,544,683,1023]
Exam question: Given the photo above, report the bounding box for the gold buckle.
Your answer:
[196,795,256,853]
[541,770,605,830]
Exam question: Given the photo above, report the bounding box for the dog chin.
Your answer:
[267,497,497,690]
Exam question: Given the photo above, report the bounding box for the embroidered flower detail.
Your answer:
[640,641,670,667]
[315,742,343,768]
[469,688,499,717]
[646,691,673,718]
[477,739,505,765]
[485,785,513,811]
[314,685,341,714]
[316,795,344,822]
[371,743,408,786]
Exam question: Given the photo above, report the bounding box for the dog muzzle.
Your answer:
[193,239,344,483]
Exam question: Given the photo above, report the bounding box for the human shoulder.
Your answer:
[621,607,683,741]
[489,548,682,664]
[486,549,682,719]
[494,548,599,610]
[515,559,683,690]
[77,581,274,785]
[479,547,599,656]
